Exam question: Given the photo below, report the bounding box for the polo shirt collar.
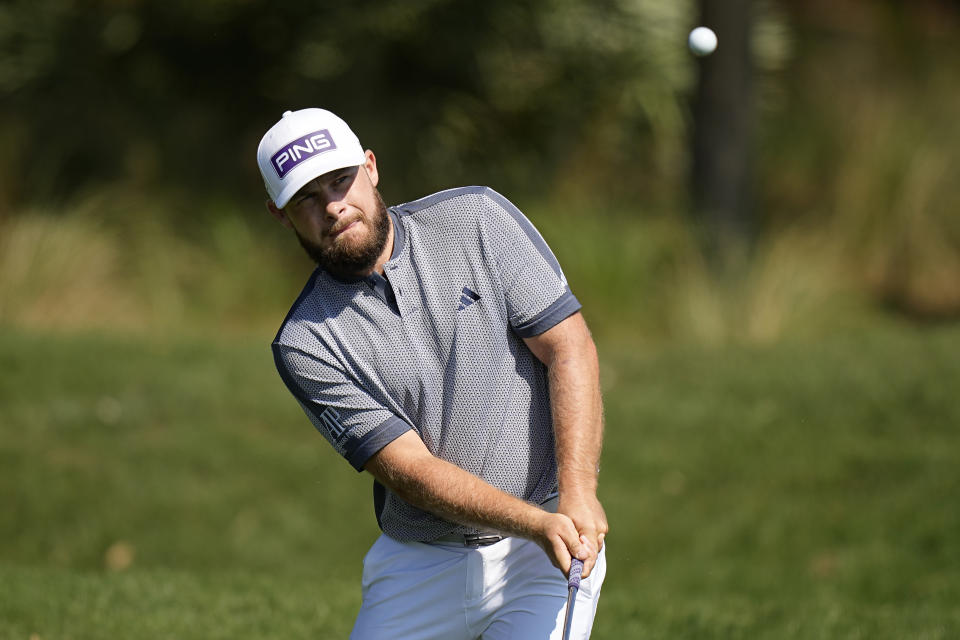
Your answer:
[387,207,405,261]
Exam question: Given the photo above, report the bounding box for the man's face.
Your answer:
[274,151,391,279]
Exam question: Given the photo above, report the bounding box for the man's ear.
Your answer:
[363,149,379,188]
[266,200,293,229]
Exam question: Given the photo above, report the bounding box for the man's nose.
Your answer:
[325,195,348,219]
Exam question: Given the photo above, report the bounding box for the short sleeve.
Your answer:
[480,189,581,337]
[273,344,411,471]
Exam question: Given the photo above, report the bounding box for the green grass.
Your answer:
[2,323,959,638]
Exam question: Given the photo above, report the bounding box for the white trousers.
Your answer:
[350,534,606,640]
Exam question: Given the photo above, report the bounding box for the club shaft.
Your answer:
[561,586,578,640]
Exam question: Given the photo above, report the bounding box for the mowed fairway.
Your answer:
[2,324,959,638]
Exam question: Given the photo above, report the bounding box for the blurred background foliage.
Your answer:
[1,0,958,342]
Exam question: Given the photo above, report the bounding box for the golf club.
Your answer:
[561,558,584,640]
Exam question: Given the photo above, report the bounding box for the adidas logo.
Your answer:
[457,287,481,311]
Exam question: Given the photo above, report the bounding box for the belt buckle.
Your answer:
[463,533,503,547]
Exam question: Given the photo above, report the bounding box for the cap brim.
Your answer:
[272,149,366,208]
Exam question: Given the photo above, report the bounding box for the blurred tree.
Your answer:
[691,0,756,261]
[763,0,960,319]
[0,0,695,212]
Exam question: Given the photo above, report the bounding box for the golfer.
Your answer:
[257,108,607,639]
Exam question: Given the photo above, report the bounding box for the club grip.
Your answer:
[568,558,584,589]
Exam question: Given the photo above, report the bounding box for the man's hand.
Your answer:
[558,493,608,578]
[530,510,595,577]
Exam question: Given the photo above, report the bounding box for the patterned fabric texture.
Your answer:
[273,186,580,541]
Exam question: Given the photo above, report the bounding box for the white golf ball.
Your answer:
[688,26,717,57]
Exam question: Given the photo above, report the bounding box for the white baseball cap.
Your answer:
[257,108,366,208]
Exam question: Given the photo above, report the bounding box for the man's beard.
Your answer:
[295,190,391,281]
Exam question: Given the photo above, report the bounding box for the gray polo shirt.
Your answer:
[273,186,581,541]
